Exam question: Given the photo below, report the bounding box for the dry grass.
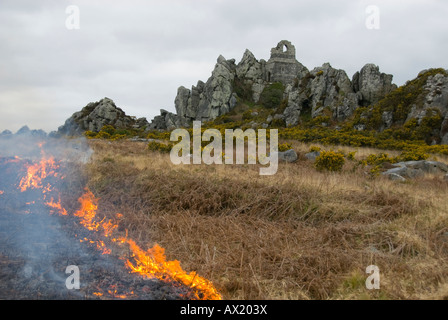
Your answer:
[81,140,448,300]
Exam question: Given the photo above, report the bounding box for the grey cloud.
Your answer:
[0,0,447,133]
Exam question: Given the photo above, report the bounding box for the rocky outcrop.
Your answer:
[283,63,360,126]
[236,49,264,82]
[147,41,401,131]
[410,71,448,143]
[53,40,447,147]
[382,160,448,181]
[0,126,47,138]
[360,68,448,143]
[352,64,396,107]
[173,55,238,122]
[149,56,238,130]
[442,112,448,145]
[236,49,266,103]
[58,98,149,136]
[149,40,311,130]
[282,62,397,127]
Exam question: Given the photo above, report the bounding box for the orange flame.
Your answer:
[74,190,101,231]
[74,189,222,300]
[73,189,120,238]
[18,157,59,192]
[120,238,222,300]
[45,196,68,216]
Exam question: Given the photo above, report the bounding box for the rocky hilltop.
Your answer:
[57,40,448,144]
[58,97,149,136]
[147,40,398,130]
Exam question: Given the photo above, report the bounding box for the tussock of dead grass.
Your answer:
[83,140,448,300]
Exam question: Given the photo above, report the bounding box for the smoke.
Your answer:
[0,132,93,164]
[0,133,94,298]
[0,132,197,300]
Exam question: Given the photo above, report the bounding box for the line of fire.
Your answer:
[0,139,221,300]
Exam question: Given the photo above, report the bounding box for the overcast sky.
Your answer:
[0,0,447,133]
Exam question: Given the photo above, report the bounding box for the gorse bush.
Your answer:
[278,143,293,152]
[145,123,448,159]
[279,126,448,156]
[85,125,144,140]
[147,141,173,153]
[242,110,253,121]
[309,146,322,153]
[399,148,429,161]
[315,150,346,172]
[259,82,285,109]
[365,153,396,166]
[347,151,357,161]
[359,148,430,168]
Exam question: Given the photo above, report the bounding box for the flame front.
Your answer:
[74,190,101,231]
[121,238,222,300]
[74,189,222,300]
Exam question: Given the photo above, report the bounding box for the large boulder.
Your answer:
[275,149,298,163]
[382,166,424,179]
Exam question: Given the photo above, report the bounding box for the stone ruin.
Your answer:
[264,40,308,84]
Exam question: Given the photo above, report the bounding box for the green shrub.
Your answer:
[315,150,345,172]
[311,115,331,127]
[148,141,173,153]
[85,131,97,139]
[271,118,286,128]
[416,109,443,143]
[259,82,285,109]
[242,110,253,121]
[278,143,293,152]
[110,134,127,141]
[100,125,116,136]
[365,153,397,165]
[369,165,382,178]
[398,148,429,161]
[233,77,254,102]
[347,151,357,161]
[96,131,111,139]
